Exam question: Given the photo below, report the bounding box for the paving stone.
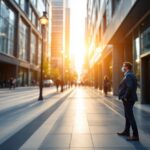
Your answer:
[40,135,71,148]
[71,134,93,148]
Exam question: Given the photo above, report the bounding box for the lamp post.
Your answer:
[61,50,64,92]
[38,11,48,101]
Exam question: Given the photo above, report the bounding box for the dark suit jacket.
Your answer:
[118,71,138,102]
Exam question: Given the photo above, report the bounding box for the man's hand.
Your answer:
[123,98,128,102]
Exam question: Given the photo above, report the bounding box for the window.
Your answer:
[31,0,37,8]
[141,27,150,53]
[19,19,29,61]
[14,0,28,14]
[37,0,45,16]
[31,33,37,64]
[37,21,42,32]
[103,11,106,33]
[32,11,37,26]
[112,0,121,15]
[135,37,140,62]
[14,0,19,4]
[29,6,32,20]
[29,6,37,27]
[106,0,112,26]
[20,0,27,13]
[140,16,150,54]
[0,0,16,56]
[52,9,63,15]
[52,1,63,7]
[133,34,141,86]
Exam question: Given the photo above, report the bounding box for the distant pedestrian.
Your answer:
[117,62,139,141]
[31,79,36,86]
[12,78,16,89]
[55,79,60,92]
[60,80,64,92]
[103,76,110,96]
[9,77,13,89]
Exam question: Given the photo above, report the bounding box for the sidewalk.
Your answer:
[0,87,149,150]
[91,87,150,137]
[92,88,150,114]
[0,86,56,114]
[0,87,74,146]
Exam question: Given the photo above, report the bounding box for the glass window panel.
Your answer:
[112,0,121,15]
[106,0,112,26]
[20,0,25,11]
[31,33,37,64]
[31,0,37,8]
[14,0,19,4]
[37,0,45,16]
[0,1,15,56]
[31,11,37,26]
[19,19,29,60]
[29,6,32,20]
[134,36,141,86]
[141,26,150,53]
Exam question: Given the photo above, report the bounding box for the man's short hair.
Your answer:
[123,62,133,70]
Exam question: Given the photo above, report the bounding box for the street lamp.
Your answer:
[61,50,64,92]
[38,11,48,101]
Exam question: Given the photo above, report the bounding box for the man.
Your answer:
[12,78,16,89]
[55,79,60,92]
[118,62,139,141]
[9,77,13,90]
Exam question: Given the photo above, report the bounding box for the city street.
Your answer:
[0,87,150,150]
[0,0,150,149]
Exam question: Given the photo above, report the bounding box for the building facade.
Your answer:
[64,0,70,83]
[51,0,64,69]
[0,0,51,87]
[51,0,70,82]
[86,0,150,104]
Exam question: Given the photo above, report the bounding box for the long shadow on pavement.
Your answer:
[0,92,58,117]
[0,90,73,150]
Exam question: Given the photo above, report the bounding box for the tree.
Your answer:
[50,68,61,81]
[43,57,51,79]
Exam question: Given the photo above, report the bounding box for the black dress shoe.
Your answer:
[127,136,139,141]
[117,132,130,136]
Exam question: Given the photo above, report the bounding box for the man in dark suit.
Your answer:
[118,62,139,141]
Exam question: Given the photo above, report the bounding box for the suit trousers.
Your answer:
[123,101,139,136]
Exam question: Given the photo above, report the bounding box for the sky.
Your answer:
[69,0,87,76]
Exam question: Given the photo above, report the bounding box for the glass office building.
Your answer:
[0,0,50,87]
[86,0,150,104]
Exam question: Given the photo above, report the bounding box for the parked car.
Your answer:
[43,80,54,87]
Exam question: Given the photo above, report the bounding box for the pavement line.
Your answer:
[0,90,73,150]
[99,99,124,119]
[20,98,71,150]
[0,92,58,116]
[89,88,124,119]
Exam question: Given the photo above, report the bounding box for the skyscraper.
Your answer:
[51,0,64,69]
[51,0,70,82]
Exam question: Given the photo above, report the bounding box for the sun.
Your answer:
[70,42,85,77]
[69,23,86,77]
[69,0,86,77]
[75,47,85,75]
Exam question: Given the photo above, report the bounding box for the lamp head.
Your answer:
[39,11,48,25]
